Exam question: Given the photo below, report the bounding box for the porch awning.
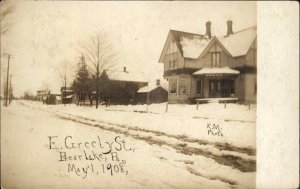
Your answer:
[193,67,240,76]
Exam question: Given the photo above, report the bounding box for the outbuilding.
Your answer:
[137,80,168,104]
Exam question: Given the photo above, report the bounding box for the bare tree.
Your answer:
[0,0,14,35]
[81,31,117,109]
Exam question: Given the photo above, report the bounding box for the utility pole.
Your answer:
[64,63,66,107]
[9,74,12,105]
[146,82,149,113]
[5,54,10,107]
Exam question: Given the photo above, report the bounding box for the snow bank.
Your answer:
[20,101,256,149]
[1,101,255,189]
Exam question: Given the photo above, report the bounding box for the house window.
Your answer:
[210,82,215,90]
[217,81,221,91]
[230,81,235,95]
[179,79,187,94]
[169,60,177,69]
[196,80,202,94]
[169,78,177,94]
[212,52,220,67]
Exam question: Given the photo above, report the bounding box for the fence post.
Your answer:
[224,101,227,109]
[165,101,168,113]
[196,100,199,110]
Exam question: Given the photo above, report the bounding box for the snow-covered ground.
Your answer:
[22,100,256,149]
[1,100,256,189]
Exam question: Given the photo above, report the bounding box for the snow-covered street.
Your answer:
[1,100,256,189]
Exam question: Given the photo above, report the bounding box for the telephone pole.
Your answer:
[5,54,10,107]
[9,74,12,105]
[64,63,66,106]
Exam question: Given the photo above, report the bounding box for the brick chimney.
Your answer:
[156,79,160,86]
[123,67,127,72]
[227,20,233,36]
[205,21,212,39]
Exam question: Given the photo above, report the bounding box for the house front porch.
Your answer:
[192,67,240,100]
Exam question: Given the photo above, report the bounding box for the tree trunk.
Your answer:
[95,75,99,109]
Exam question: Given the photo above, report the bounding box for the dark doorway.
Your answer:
[209,79,234,98]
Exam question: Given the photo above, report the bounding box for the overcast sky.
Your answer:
[1,1,256,97]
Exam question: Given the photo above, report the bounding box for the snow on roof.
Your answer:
[218,26,256,57]
[62,95,74,99]
[61,89,73,92]
[193,67,240,75]
[137,85,164,93]
[180,35,211,59]
[170,30,212,59]
[105,70,147,83]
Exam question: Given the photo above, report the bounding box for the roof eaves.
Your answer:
[198,37,216,58]
[243,36,257,58]
[214,37,234,58]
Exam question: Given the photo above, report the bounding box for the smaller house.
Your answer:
[45,94,61,105]
[137,79,168,104]
[61,87,75,104]
[99,67,148,104]
[38,89,61,105]
[37,89,50,102]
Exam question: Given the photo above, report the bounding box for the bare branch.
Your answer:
[80,31,117,76]
[0,0,14,35]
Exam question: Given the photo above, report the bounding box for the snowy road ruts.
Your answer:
[19,102,255,176]
[20,102,255,187]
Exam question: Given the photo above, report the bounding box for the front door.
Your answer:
[209,79,235,98]
[209,80,222,98]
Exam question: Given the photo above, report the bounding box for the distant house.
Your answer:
[137,79,168,104]
[46,94,61,105]
[99,67,147,104]
[37,89,61,105]
[61,87,75,104]
[158,20,256,104]
[37,89,50,102]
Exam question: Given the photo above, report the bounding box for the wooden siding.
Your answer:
[137,87,168,104]
[185,42,235,69]
[161,34,256,104]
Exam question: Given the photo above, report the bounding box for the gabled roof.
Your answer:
[159,30,213,62]
[218,26,256,57]
[103,69,147,83]
[171,30,213,59]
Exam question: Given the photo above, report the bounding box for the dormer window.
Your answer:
[169,60,177,69]
[212,52,220,67]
